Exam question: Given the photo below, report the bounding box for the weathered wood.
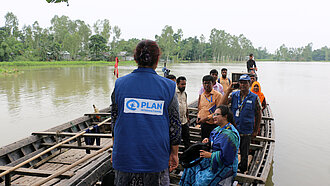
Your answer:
[0,117,111,178]
[6,148,46,167]
[249,144,263,150]
[188,107,198,111]
[0,166,73,178]
[32,132,112,138]
[31,142,113,186]
[91,122,111,125]
[235,173,266,184]
[254,136,275,142]
[261,116,274,121]
[60,152,111,186]
[41,143,103,150]
[84,113,111,117]
[32,150,64,168]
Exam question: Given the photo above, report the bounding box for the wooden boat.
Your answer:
[0,108,113,185]
[0,101,274,185]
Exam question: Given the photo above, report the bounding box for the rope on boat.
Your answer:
[0,117,112,179]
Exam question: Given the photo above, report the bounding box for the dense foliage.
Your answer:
[1,12,329,62]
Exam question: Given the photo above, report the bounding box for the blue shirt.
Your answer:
[231,90,258,134]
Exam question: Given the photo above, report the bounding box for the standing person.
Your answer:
[180,105,240,185]
[176,76,190,150]
[197,75,222,140]
[218,68,231,92]
[198,69,224,109]
[247,54,258,73]
[198,69,224,95]
[110,40,181,185]
[221,74,262,173]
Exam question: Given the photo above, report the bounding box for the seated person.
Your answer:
[251,81,266,111]
[180,105,240,186]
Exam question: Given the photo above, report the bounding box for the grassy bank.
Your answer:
[0,60,136,67]
[0,67,20,74]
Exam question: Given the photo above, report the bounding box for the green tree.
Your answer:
[89,34,108,61]
[156,25,175,62]
[4,12,19,38]
[93,19,111,44]
[109,25,121,60]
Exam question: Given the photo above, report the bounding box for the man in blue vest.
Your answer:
[221,74,261,174]
[110,40,181,185]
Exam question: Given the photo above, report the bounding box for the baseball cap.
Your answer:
[239,74,251,81]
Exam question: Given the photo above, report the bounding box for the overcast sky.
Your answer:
[1,0,330,53]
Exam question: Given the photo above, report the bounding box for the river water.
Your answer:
[1,62,330,185]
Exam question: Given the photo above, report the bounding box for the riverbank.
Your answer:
[0,60,136,67]
[0,61,137,74]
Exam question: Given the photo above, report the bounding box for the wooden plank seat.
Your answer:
[254,136,275,142]
[0,166,73,178]
[41,143,104,150]
[84,113,111,117]
[261,116,274,121]
[32,132,112,138]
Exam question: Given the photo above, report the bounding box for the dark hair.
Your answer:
[217,105,236,127]
[176,76,186,84]
[221,68,227,72]
[166,74,176,80]
[202,75,214,83]
[249,53,253,57]
[209,69,218,75]
[249,73,256,77]
[134,40,161,67]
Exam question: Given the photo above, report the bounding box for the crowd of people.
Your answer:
[109,40,267,185]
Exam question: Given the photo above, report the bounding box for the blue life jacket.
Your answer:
[231,91,258,134]
[113,67,176,173]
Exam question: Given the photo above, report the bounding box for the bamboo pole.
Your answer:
[32,142,113,186]
[0,117,111,178]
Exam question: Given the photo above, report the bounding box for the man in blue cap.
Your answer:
[221,74,262,174]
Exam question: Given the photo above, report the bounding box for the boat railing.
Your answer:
[0,117,112,183]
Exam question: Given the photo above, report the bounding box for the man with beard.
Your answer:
[176,76,190,150]
[218,68,231,92]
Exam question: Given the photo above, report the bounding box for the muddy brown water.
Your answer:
[1,62,330,185]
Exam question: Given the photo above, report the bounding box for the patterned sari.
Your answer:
[180,124,240,186]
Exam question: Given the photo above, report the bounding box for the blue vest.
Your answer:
[113,67,176,173]
[231,91,258,134]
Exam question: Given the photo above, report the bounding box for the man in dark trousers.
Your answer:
[247,54,258,73]
[221,74,261,173]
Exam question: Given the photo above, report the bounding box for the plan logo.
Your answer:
[124,98,164,115]
[126,100,139,110]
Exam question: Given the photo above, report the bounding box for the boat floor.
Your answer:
[9,138,112,185]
